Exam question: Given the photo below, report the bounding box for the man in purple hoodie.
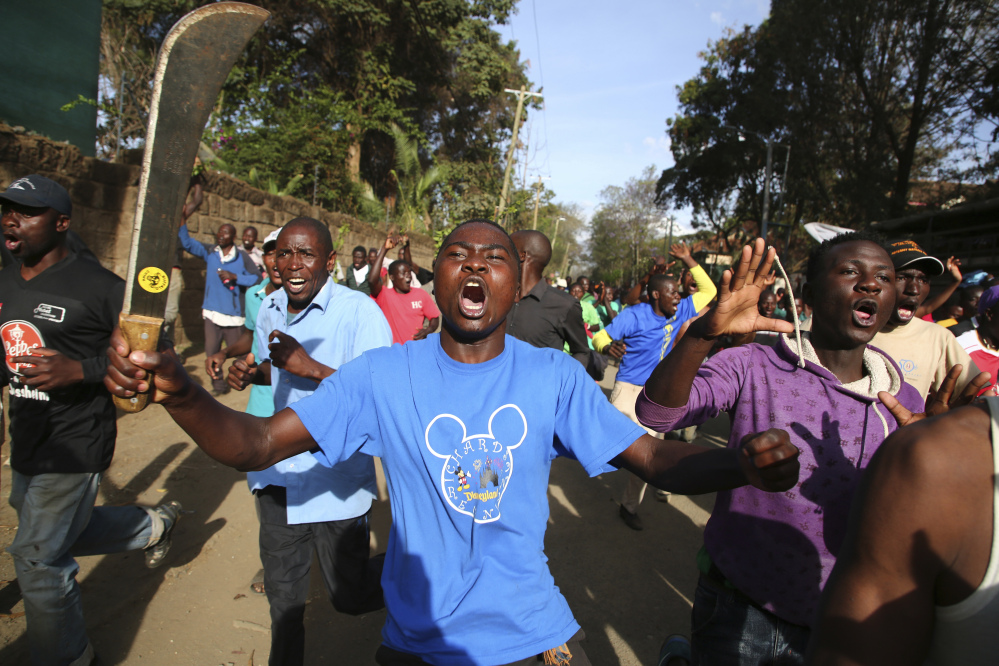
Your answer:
[636,233,924,664]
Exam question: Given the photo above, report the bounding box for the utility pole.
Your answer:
[497,86,543,226]
[531,176,550,230]
[520,122,531,190]
[663,215,675,257]
[552,216,565,244]
[761,139,773,242]
[719,124,788,244]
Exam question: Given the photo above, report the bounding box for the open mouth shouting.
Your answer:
[459,277,487,318]
[895,298,920,323]
[3,232,22,254]
[284,276,308,294]
[852,299,879,327]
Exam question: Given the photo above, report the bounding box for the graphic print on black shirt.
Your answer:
[2,320,50,401]
[0,252,125,474]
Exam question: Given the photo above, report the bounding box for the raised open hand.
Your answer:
[669,242,692,262]
[692,239,795,339]
[946,256,962,282]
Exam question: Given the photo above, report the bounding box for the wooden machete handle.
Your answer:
[113,313,164,413]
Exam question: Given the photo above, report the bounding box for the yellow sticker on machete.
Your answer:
[137,267,169,293]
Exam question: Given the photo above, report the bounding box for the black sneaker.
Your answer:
[658,634,691,666]
[619,505,644,531]
[145,500,182,568]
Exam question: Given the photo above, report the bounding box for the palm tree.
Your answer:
[389,124,442,232]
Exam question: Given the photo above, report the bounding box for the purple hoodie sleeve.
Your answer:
[636,346,752,432]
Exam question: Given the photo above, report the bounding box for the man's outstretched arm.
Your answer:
[105,328,315,471]
[610,428,799,495]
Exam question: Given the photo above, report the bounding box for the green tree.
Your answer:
[388,124,443,232]
[96,0,201,160]
[587,166,668,286]
[218,0,532,216]
[658,0,999,248]
[95,0,535,223]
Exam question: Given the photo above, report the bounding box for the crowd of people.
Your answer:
[2,172,999,666]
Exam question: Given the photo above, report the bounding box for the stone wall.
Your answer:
[0,123,434,348]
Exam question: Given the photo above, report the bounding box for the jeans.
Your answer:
[256,485,384,666]
[691,575,810,666]
[8,470,158,666]
[203,319,243,392]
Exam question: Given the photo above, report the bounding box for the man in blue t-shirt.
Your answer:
[592,242,717,530]
[106,219,799,666]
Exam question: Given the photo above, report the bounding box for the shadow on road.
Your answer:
[0,442,240,665]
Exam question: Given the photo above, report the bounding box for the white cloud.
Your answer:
[643,135,671,155]
[710,11,724,25]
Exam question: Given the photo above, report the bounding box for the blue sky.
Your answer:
[496,0,770,228]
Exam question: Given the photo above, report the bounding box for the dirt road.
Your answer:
[0,356,726,665]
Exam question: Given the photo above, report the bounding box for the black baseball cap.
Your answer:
[0,174,72,217]
[886,239,944,277]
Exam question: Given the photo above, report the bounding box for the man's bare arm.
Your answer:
[807,404,992,665]
[915,256,962,318]
[205,328,253,379]
[611,428,799,495]
[400,234,423,274]
[181,179,204,223]
[105,329,315,471]
[368,236,395,298]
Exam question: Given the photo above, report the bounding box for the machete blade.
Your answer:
[116,2,268,412]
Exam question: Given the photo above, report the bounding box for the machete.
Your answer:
[116,2,269,412]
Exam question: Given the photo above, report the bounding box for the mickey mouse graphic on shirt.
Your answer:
[426,404,527,523]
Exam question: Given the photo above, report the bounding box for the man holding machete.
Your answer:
[0,175,180,666]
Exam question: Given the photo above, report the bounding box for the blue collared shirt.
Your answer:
[246,279,392,524]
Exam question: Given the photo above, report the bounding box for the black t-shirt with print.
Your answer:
[0,252,125,474]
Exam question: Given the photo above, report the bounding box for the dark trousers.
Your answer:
[256,485,384,666]
[203,318,242,391]
[691,575,809,665]
[374,630,590,665]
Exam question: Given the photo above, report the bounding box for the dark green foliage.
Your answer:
[97,0,535,225]
[657,0,999,266]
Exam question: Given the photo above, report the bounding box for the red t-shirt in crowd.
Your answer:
[956,329,999,396]
[375,286,441,344]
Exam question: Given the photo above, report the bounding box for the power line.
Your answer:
[531,0,552,177]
